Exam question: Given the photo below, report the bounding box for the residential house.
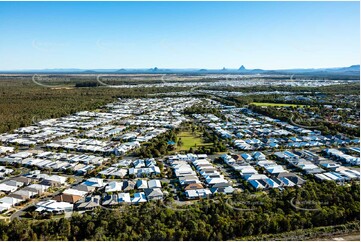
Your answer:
[144,188,163,201]
[0,196,24,206]
[252,151,266,161]
[136,179,148,189]
[276,172,305,186]
[54,194,83,204]
[75,195,101,211]
[131,192,147,204]
[35,200,73,213]
[105,181,123,193]
[148,180,162,189]
[82,178,105,188]
[118,193,131,203]
[24,184,49,195]
[102,194,119,206]
[72,184,96,193]
[122,180,136,191]
[184,183,204,190]
[185,189,212,200]
[210,182,234,194]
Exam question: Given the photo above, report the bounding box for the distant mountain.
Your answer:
[0,65,359,78]
[349,64,360,70]
[83,70,97,73]
[116,68,127,72]
[332,65,360,72]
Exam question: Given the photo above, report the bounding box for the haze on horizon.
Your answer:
[0,1,359,70]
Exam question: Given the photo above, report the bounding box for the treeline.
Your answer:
[136,130,178,158]
[188,141,227,155]
[206,83,360,95]
[75,82,100,87]
[249,105,360,137]
[224,93,359,110]
[183,105,226,120]
[0,181,358,240]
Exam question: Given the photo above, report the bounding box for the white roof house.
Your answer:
[0,183,18,193]
[13,189,37,199]
[10,152,32,159]
[62,188,88,197]
[314,173,332,181]
[264,178,280,188]
[257,160,276,167]
[322,172,342,181]
[82,178,105,188]
[174,165,196,177]
[0,203,12,212]
[179,176,201,185]
[253,151,266,160]
[197,154,208,159]
[105,181,123,193]
[246,174,268,181]
[46,175,67,185]
[339,170,358,179]
[131,192,147,204]
[0,146,15,154]
[185,189,212,199]
[239,166,258,178]
[279,177,296,186]
[265,165,287,174]
[136,179,148,189]
[249,180,265,189]
[35,200,73,213]
[241,153,253,161]
[148,180,161,189]
[0,196,24,206]
[346,169,360,177]
[27,184,50,194]
[118,193,131,203]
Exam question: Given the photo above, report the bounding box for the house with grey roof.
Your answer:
[144,188,163,201]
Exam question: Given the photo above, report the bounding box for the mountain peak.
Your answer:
[239,65,246,71]
[149,67,158,72]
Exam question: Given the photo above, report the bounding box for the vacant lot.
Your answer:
[176,131,213,151]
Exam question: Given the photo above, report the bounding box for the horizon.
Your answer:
[0,1,360,70]
[1,64,360,72]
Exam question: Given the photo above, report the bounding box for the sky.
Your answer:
[0,1,359,70]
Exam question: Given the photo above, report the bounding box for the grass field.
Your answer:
[251,102,305,107]
[176,131,213,151]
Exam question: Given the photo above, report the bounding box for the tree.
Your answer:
[66,177,76,184]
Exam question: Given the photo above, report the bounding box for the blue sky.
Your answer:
[0,1,359,70]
